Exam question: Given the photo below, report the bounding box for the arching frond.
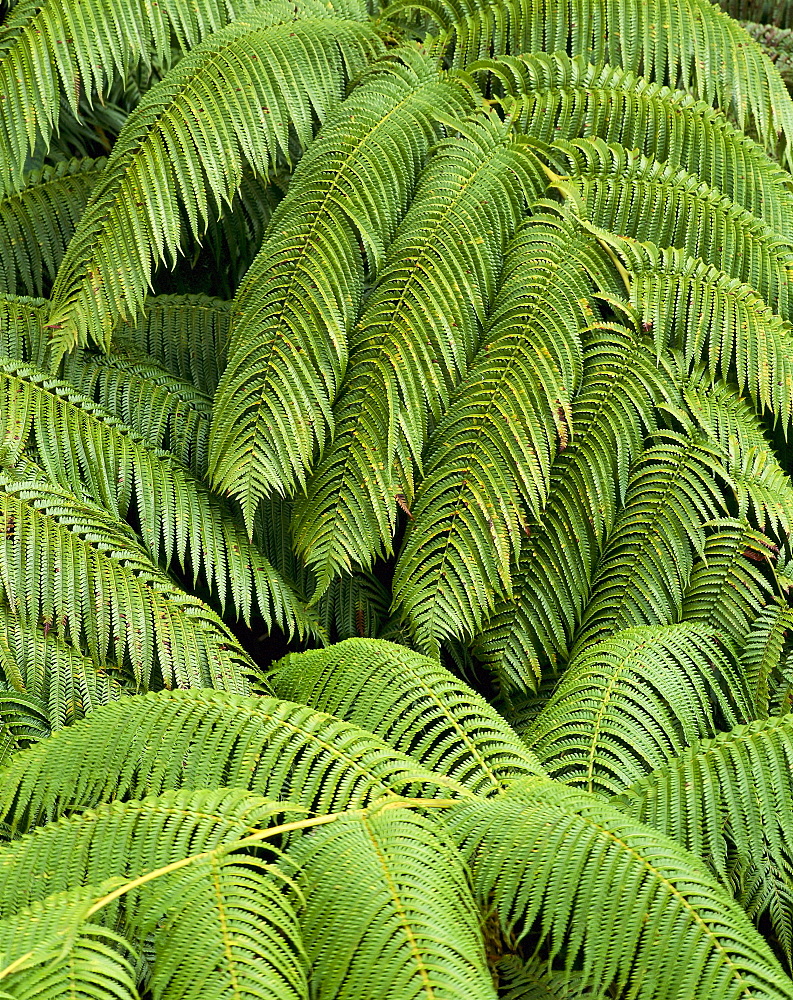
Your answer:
[392,211,616,652]
[210,50,476,521]
[450,778,793,1000]
[473,52,793,233]
[0,360,318,639]
[389,0,793,164]
[0,460,252,693]
[46,3,381,357]
[741,602,793,717]
[0,157,103,297]
[293,112,546,594]
[0,688,466,834]
[527,624,751,797]
[267,637,543,793]
[286,808,496,1000]
[471,324,672,693]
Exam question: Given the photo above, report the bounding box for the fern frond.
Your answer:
[286,808,496,999]
[474,52,793,233]
[210,50,476,520]
[719,0,793,25]
[450,778,793,1000]
[0,460,252,693]
[494,956,597,999]
[527,624,751,797]
[0,688,466,834]
[293,112,546,594]
[733,854,793,969]
[46,3,381,357]
[471,324,672,693]
[267,637,543,793]
[392,211,617,653]
[390,0,793,165]
[316,569,391,641]
[741,602,793,717]
[0,157,103,297]
[0,359,318,639]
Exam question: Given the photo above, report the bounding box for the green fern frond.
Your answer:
[316,568,391,641]
[450,778,793,1000]
[771,648,793,715]
[0,359,318,639]
[268,637,543,793]
[46,3,381,357]
[0,157,103,297]
[390,0,793,165]
[473,52,793,233]
[0,688,466,834]
[494,955,597,999]
[527,624,751,797]
[392,211,616,653]
[0,293,48,365]
[286,808,496,999]
[733,854,793,969]
[741,601,793,717]
[210,50,476,520]
[293,112,546,595]
[720,0,793,26]
[0,460,252,693]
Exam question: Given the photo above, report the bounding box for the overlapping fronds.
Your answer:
[210,50,476,522]
[316,568,391,641]
[494,956,597,999]
[0,460,253,693]
[556,139,793,322]
[0,359,317,638]
[473,52,793,233]
[720,0,793,25]
[391,211,616,653]
[268,637,543,793]
[449,778,793,1000]
[0,688,465,833]
[293,112,546,594]
[527,624,750,796]
[572,435,728,648]
[471,324,672,692]
[287,808,496,1000]
[0,157,103,297]
[46,2,381,357]
[389,0,793,165]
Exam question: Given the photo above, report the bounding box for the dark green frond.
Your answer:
[494,956,598,999]
[286,808,496,1000]
[293,113,546,594]
[741,602,793,717]
[527,624,751,797]
[719,0,793,25]
[316,568,391,641]
[210,50,476,520]
[450,779,793,1000]
[268,637,543,793]
[0,688,466,834]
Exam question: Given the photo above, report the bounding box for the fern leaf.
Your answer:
[293,112,546,594]
[267,637,543,793]
[0,688,467,834]
[720,0,793,26]
[316,568,391,641]
[392,211,616,652]
[494,956,598,999]
[286,808,496,999]
[450,778,793,1000]
[390,0,793,166]
[46,3,381,357]
[210,49,476,520]
[527,624,751,797]
[741,602,793,717]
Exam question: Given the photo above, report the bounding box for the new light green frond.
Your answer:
[741,602,793,717]
[0,461,252,694]
[46,3,381,357]
[682,518,777,643]
[557,139,793,322]
[0,0,247,193]
[572,434,729,649]
[0,603,123,731]
[615,240,793,430]
[392,211,615,653]
[527,624,750,797]
[449,778,793,1000]
[211,51,476,520]
[268,637,543,793]
[474,52,793,232]
[0,360,318,639]
[293,113,546,594]
[390,0,793,165]
[0,688,465,834]
[286,808,496,1000]
[472,324,671,693]
[0,157,103,297]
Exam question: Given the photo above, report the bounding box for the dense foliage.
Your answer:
[2,0,793,994]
